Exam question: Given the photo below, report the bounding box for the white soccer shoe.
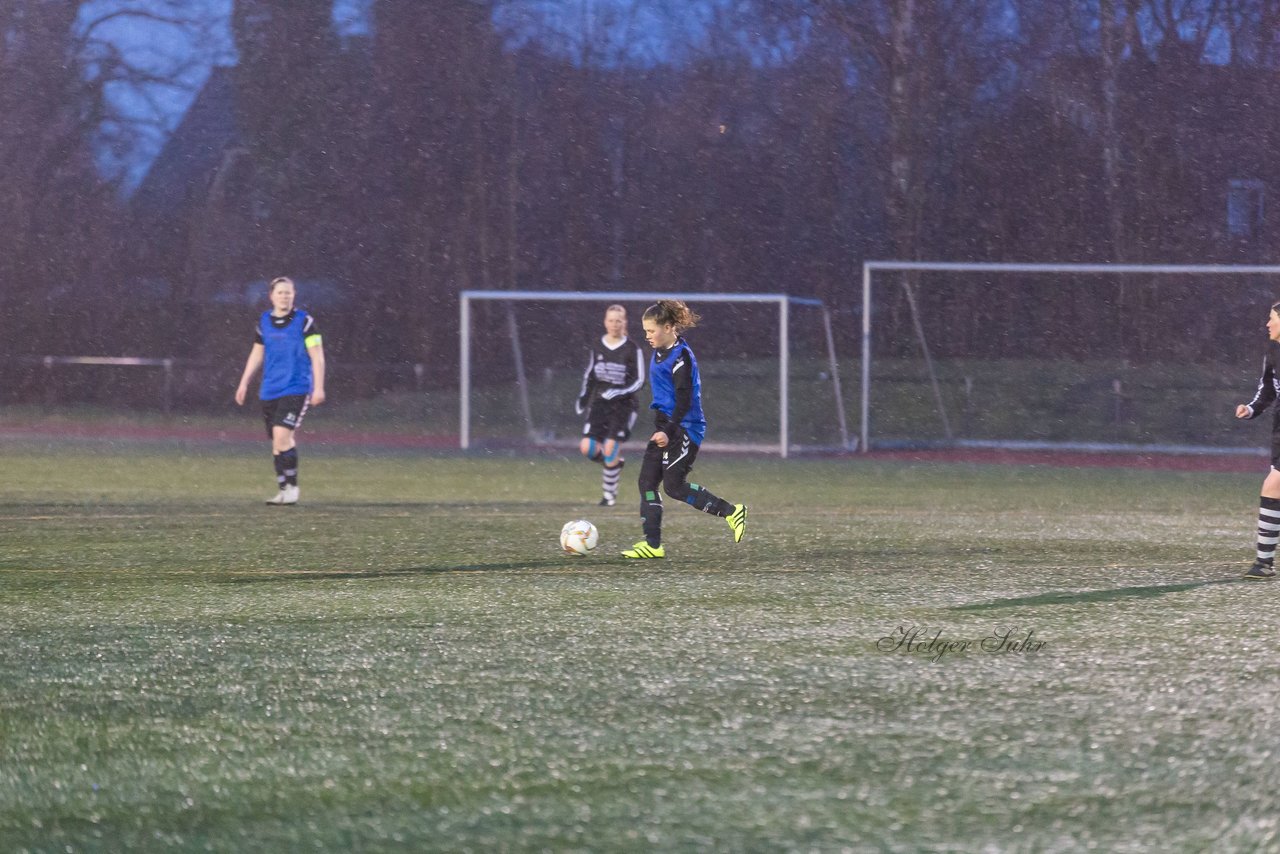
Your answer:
[266,485,299,505]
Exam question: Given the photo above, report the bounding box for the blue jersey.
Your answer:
[649,337,707,445]
[256,310,320,400]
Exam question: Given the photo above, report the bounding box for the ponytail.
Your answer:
[643,299,700,331]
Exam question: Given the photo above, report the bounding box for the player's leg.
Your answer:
[1245,465,1280,578]
[265,396,307,505]
[659,435,747,543]
[583,401,620,504]
[579,436,603,462]
[600,439,622,506]
[277,395,308,490]
[622,441,665,558]
[581,401,607,461]
[274,422,298,473]
[266,425,299,504]
[580,431,607,505]
[262,400,287,503]
[600,406,635,507]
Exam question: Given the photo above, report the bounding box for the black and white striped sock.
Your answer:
[280,448,299,487]
[1257,496,1280,564]
[602,460,624,498]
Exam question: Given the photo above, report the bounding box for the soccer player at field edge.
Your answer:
[622,299,747,559]
[234,276,326,505]
[1236,301,1280,579]
[576,304,645,506]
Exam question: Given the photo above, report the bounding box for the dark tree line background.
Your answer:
[4,0,1280,393]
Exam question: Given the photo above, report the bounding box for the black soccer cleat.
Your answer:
[1244,560,1276,580]
[599,494,616,507]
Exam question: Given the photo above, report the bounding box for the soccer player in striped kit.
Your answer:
[622,299,747,559]
[235,277,326,505]
[1236,301,1280,578]
[576,304,645,506]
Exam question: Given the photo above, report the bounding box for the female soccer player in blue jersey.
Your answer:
[234,277,327,505]
[1235,301,1280,578]
[622,299,747,558]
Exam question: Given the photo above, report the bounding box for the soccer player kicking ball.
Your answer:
[622,299,747,559]
[1236,301,1280,579]
[235,276,326,505]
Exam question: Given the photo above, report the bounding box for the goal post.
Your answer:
[860,261,1280,454]
[460,290,851,457]
[31,355,179,413]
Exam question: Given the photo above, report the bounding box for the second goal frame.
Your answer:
[860,261,1280,453]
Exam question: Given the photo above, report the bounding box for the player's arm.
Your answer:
[575,348,596,415]
[1239,353,1276,419]
[306,322,326,406]
[658,352,694,443]
[235,342,264,406]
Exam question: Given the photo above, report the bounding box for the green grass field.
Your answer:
[2,442,1278,852]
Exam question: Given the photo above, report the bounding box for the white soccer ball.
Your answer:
[560,520,599,556]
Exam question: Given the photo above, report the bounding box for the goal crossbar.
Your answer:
[861,261,1280,453]
[460,290,842,457]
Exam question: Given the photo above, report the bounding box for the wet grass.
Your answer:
[1,448,1277,851]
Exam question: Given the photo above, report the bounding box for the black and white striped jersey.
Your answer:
[1245,340,1280,422]
[575,336,645,415]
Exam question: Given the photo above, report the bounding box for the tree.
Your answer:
[361,0,511,369]
[231,0,346,271]
[0,0,125,355]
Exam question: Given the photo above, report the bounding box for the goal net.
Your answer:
[860,262,1280,455]
[459,291,852,457]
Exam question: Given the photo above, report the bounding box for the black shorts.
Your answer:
[1271,429,1280,471]
[262,394,310,438]
[582,398,637,443]
[638,429,700,494]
